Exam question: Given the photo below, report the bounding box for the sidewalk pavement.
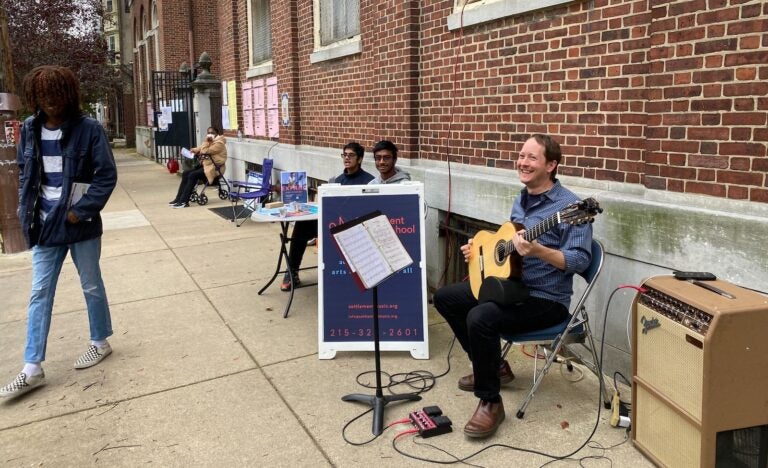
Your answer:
[0,148,651,467]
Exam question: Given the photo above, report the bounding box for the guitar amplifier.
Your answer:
[631,275,768,468]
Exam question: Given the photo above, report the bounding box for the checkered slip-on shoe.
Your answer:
[74,343,112,369]
[0,371,46,398]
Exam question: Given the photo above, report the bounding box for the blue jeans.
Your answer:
[24,236,113,363]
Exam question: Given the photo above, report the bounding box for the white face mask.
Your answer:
[207,133,215,140]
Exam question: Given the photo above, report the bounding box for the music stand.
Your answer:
[330,210,422,436]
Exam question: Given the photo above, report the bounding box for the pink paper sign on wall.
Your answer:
[266,77,279,138]
[253,79,266,137]
[242,81,254,136]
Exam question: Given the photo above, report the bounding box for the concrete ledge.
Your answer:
[448,0,573,31]
[309,37,362,64]
[245,61,274,78]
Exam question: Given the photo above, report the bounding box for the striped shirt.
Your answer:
[510,180,593,309]
[39,126,64,221]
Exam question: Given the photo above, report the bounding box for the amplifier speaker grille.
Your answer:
[632,275,768,468]
[636,384,701,467]
[635,303,703,420]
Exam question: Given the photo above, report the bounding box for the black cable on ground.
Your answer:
[341,337,457,445]
[390,285,637,465]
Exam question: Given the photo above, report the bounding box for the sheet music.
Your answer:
[364,215,413,272]
[333,223,391,288]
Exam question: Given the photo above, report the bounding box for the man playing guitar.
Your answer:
[433,134,593,438]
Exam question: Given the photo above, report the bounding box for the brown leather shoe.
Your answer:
[458,360,515,391]
[464,398,506,438]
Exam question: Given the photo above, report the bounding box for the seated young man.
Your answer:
[281,142,374,290]
[433,134,592,438]
[368,140,410,184]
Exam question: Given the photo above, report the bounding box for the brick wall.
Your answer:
[131,0,220,129]
[190,0,220,72]
[156,0,192,68]
[216,0,241,83]
[136,0,767,203]
[645,0,768,202]
[237,0,423,155]
[122,91,136,147]
[418,0,767,202]
[271,0,301,145]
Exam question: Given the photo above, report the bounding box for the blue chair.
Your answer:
[499,239,611,419]
[229,158,273,227]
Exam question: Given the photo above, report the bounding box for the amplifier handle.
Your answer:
[685,334,703,349]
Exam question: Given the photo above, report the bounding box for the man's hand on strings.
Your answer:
[512,230,535,256]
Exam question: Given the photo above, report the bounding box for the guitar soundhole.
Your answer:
[494,240,506,266]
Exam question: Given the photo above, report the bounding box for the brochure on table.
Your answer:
[317,182,428,360]
[251,203,318,220]
[280,171,308,204]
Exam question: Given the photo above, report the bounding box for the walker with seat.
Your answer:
[188,153,230,206]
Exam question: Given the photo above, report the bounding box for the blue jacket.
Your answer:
[17,114,117,248]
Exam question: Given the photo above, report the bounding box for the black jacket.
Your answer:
[17,114,117,248]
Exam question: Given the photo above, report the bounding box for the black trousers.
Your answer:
[286,220,318,273]
[433,281,568,401]
[174,167,206,203]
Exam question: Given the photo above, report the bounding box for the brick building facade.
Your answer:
[130,0,767,373]
[132,1,767,201]
[130,0,219,127]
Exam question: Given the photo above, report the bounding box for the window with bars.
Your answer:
[319,0,360,47]
[106,0,114,12]
[249,0,272,66]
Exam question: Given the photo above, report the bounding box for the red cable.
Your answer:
[521,345,545,360]
[387,417,412,428]
[438,2,470,288]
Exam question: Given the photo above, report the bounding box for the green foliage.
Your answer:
[0,0,120,110]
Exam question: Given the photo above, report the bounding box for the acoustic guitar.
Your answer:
[468,197,602,299]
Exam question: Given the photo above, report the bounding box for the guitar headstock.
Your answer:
[561,197,602,225]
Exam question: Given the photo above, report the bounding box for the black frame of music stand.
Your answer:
[331,210,421,435]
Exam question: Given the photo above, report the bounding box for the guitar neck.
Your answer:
[504,211,561,253]
[524,212,561,241]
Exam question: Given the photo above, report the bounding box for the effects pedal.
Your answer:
[409,406,453,438]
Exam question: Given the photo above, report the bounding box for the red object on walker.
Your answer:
[166,158,179,174]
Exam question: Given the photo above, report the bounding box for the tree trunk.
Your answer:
[0,6,14,93]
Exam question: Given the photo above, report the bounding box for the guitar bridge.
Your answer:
[479,246,485,280]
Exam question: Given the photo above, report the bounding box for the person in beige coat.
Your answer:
[169,126,227,208]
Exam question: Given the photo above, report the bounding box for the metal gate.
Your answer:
[151,70,194,165]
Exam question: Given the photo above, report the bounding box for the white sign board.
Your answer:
[318,182,428,360]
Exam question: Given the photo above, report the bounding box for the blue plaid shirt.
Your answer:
[510,180,592,309]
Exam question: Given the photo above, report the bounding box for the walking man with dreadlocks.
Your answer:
[1,66,118,398]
